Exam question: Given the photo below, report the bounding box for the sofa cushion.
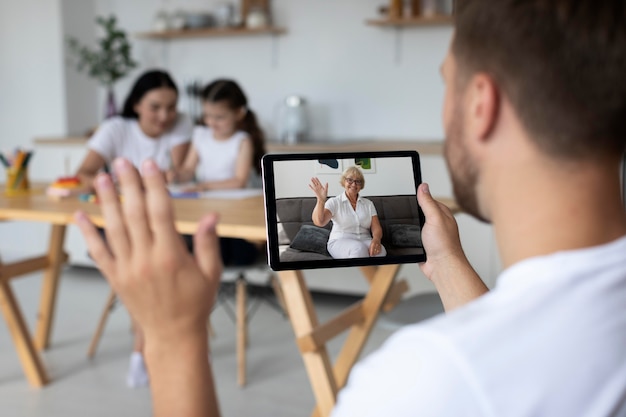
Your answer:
[389,224,422,247]
[289,225,331,256]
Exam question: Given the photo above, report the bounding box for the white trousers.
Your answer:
[327,237,387,259]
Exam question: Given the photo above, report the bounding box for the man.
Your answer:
[75,0,626,416]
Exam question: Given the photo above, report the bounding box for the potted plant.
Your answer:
[67,15,138,118]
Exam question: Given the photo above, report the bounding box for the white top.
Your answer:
[192,126,248,182]
[332,235,626,417]
[88,114,192,171]
[325,192,378,242]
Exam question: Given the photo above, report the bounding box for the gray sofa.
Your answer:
[276,195,423,262]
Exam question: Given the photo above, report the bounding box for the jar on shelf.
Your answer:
[245,6,269,28]
[152,10,170,32]
[389,0,403,19]
[421,0,439,17]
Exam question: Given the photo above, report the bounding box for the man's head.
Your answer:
[442,0,626,220]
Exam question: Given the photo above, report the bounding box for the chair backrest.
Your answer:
[221,250,273,285]
[247,171,263,189]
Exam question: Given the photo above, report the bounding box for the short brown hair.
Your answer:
[453,0,626,158]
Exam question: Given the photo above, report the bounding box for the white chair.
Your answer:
[216,254,288,386]
[87,251,287,387]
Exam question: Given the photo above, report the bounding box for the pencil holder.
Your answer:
[5,166,30,196]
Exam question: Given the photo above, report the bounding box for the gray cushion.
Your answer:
[390,224,422,247]
[289,225,331,255]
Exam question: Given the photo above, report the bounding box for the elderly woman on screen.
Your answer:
[309,166,387,259]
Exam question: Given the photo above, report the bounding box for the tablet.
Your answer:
[262,151,426,271]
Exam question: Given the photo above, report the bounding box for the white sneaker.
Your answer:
[126,351,149,388]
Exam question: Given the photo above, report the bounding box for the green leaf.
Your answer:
[65,14,137,87]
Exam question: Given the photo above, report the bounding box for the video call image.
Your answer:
[265,154,424,269]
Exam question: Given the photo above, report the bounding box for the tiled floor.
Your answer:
[0,266,442,417]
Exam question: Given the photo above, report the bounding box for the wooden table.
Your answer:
[0,190,266,387]
[0,188,456,417]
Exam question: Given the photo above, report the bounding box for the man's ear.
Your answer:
[467,73,500,143]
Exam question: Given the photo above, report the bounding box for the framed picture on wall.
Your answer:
[314,158,343,174]
[353,157,376,173]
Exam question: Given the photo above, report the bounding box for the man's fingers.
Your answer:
[142,160,180,242]
[193,213,223,293]
[73,210,115,280]
[94,172,131,259]
[113,158,152,251]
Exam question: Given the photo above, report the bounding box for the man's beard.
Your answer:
[444,101,489,223]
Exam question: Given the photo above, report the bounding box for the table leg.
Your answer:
[35,224,66,351]
[332,265,399,388]
[236,277,247,387]
[0,282,49,387]
[279,270,338,417]
[281,265,400,417]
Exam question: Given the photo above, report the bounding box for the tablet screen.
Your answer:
[262,151,425,270]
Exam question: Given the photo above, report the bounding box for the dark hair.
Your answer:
[452,0,626,158]
[201,79,266,174]
[120,70,178,119]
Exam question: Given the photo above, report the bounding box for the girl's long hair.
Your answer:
[201,79,266,174]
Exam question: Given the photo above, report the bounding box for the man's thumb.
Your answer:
[417,183,438,218]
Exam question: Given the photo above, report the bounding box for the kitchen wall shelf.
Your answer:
[135,26,286,40]
[366,15,453,27]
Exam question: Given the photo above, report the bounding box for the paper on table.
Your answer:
[167,182,197,194]
[198,188,263,199]
[167,183,263,199]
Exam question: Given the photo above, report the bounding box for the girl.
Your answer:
[169,79,266,266]
[168,79,265,190]
[76,69,192,389]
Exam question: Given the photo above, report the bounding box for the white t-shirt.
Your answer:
[333,235,626,417]
[191,126,248,182]
[88,114,192,171]
[325,192,378,242]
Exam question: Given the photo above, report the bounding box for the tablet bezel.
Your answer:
[262,150,426,271]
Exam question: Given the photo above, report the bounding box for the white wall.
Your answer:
[61,0,99,135]
[95,0,452,142]
[0,0,66,150]
[0,0,67,258]
[273,156,416,198]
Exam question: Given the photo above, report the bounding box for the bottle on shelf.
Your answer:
[389,0,403,19]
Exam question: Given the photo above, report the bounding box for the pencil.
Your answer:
[12,150,26,169]
[11,167,26,189]
[0,153,9,168]
[22,151,33,168]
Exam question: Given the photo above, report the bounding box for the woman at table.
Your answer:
[75,69,192,193]
[75,69,192,389]
[309,166,387,259]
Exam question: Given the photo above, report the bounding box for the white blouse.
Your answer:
[324,192,378,242]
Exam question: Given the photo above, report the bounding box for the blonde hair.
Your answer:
[340,166,365,188]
